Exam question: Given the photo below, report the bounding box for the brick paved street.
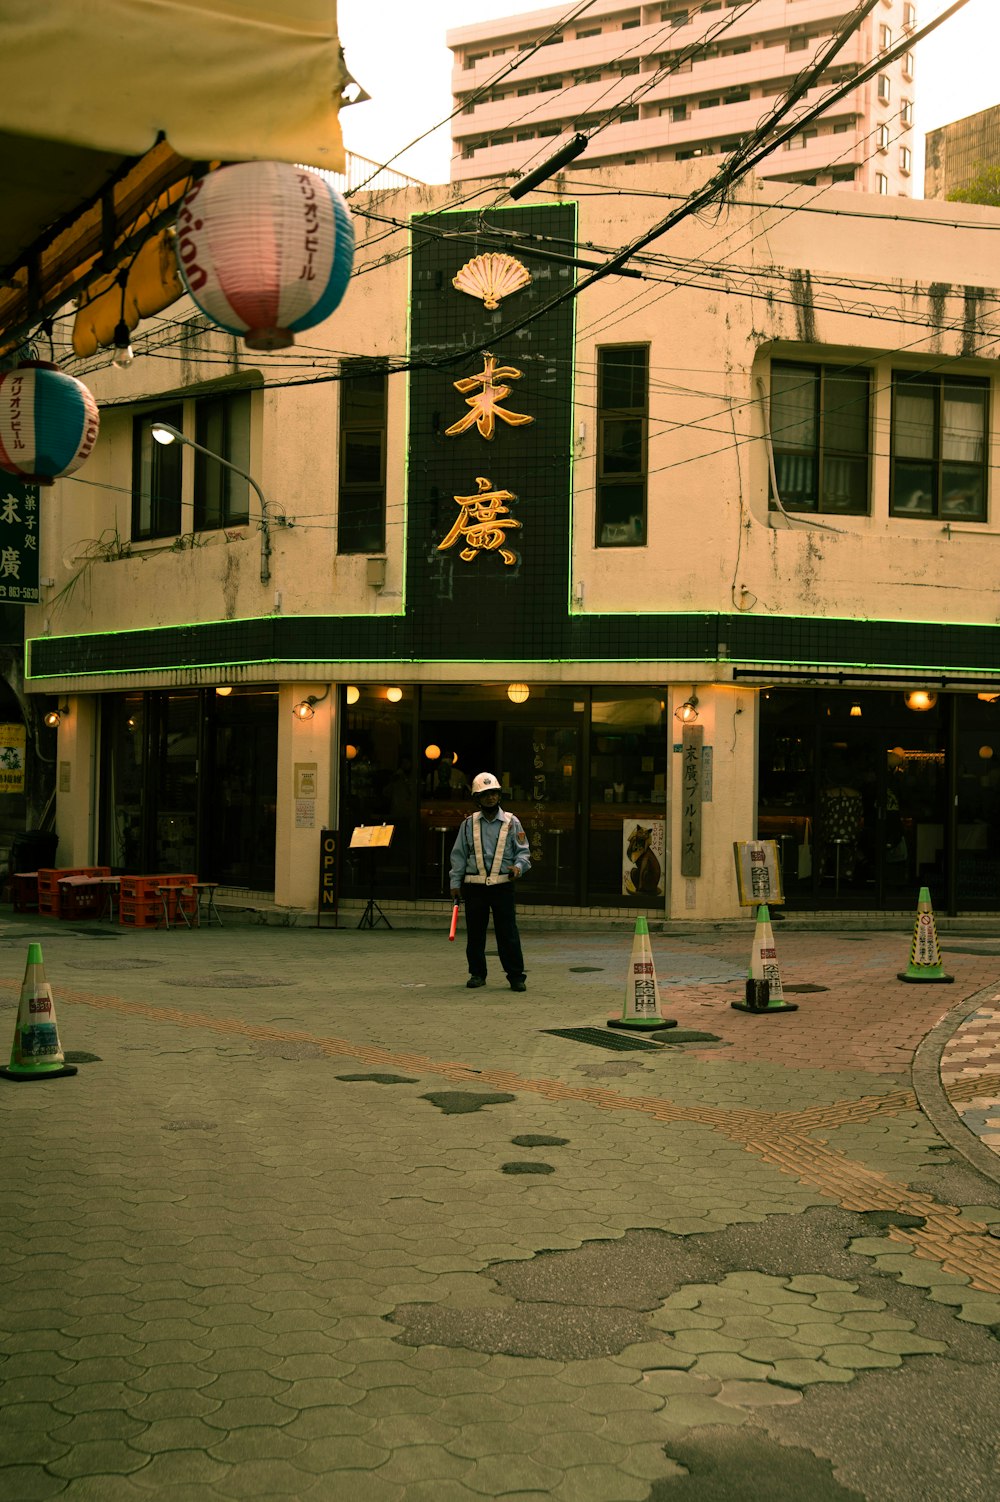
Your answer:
[2,910,1000,1500]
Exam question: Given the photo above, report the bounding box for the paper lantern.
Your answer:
[0,362,99,486]
[175,162,354,351]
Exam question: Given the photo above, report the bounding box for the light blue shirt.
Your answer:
[449,807,531,887]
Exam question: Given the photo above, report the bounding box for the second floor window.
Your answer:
[132,404,183,541]
[596,345,648,547]
[891,373,988,522]
[338,360,388,554]
[194,392,251,530]
[769,362,870,516]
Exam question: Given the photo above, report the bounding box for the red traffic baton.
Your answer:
[448,903,460,942]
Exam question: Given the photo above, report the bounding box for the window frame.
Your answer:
[595,344,649,549]
[132,403,184,542]
[768,360,872,518]
[193,390,251,532]
[890,371,990,523]
[337,358,389,556]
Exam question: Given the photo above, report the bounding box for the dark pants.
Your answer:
[463,881,525,983]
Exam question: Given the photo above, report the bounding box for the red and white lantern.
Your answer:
[0,362,100,487]
[175,162,355,351]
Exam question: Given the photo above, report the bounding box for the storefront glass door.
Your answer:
[759,689,949,909]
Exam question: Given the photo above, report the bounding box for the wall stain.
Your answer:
[789,269,817,345]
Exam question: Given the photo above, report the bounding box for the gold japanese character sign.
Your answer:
[437,477,521,566]
[438,349,533,566]
[444,353,534,441]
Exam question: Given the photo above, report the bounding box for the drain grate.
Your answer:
[542,1027,665,1052]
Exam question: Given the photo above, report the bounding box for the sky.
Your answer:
[336,0,1000,194]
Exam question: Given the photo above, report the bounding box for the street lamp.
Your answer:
[151,421,272,585]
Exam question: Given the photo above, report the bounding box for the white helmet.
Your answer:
[471,771,501,797]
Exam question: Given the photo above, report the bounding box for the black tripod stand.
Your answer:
[357,850,392,930]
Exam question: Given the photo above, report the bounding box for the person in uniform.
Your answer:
[449,771,530,991]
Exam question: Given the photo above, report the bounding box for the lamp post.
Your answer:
[150,421,272,585]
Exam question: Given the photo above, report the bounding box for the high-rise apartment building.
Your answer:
[448,0,918,195]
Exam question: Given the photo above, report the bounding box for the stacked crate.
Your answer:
[119,874,198,929]
[37,867,111,919]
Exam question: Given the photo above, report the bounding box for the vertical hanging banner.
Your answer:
[0,723,26,792]
[407,204,576,657]
[680,725,704,877]
[0,476,40,603]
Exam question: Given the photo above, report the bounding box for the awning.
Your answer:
[0,0,347,352]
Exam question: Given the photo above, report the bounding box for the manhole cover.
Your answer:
[160,973,292,988]
[542,1027,665,1052]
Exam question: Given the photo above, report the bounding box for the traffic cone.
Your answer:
[0,943,78,1082]
[731,904,798,1015]
[897,888,954,984]
[608,915,676,1031]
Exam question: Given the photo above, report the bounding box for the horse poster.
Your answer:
[622,820,665,898]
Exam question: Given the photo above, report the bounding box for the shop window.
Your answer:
[337,359,388,554]
[596,345,648,547]
[769,362,871,516]
[194,391,251,530]
[132,403,183,541]
[588,691,668,905]
[890,373,988,522]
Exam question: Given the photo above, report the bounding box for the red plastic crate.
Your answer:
[119,883,197,928]
[11,873,38,913]
[59,883,106,920]
[38,867,111,916]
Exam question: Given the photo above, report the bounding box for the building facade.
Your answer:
[25,164,1000,921]
[925,102,1000,201]
[448,0,918,196]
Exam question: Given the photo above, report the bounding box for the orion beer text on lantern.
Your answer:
[176,177,208,292]
[298,173,320,282]
[6,374,25,451]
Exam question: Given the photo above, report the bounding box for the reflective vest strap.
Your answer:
[466,811,512,885]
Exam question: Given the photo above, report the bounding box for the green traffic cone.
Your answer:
[897,888,953,984]
[0,943,78,1082]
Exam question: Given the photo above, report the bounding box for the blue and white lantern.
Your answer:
[175,161,355,352]
[0,362,100,487]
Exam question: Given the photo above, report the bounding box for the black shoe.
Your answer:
[508,979,526,992]
[466,976,486,989]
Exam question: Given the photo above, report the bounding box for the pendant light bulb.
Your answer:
[112,320,134,369]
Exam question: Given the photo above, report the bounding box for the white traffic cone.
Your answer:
[1,942,78,1081]
[731,904,797,1015]
[608,916,676,1032]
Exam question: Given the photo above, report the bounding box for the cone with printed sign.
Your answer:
[732,904,798,1014]
[609,915,677,1031]
[0,943,78,1081]
[897,888,953,983]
